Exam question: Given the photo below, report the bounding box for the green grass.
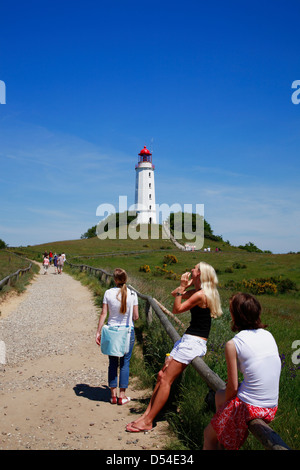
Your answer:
[17,231,300,450]
[0,250,39,297]
[0,250,31,279]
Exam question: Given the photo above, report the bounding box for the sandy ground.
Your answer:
[0,265,170,451]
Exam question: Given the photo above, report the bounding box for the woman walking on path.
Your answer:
[57,254,64,274]
[96,268,139,405]
[203,292,281,450]
[43,255,49,274]
[126,261,222,432]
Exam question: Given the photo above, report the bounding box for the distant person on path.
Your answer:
[126,261,223,433]
[53,253,58,274]
[43,256,50,274]
[57,254,64,274]
[96,268,139,405]
[203,292,281,450]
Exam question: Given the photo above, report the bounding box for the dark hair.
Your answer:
[230,292,267,332]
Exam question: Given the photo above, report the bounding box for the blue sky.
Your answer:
[0,0,299,253]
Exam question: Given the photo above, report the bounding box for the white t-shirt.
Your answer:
[103,287,138,328]
[233,329,281,408]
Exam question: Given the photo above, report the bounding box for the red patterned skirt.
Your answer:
[211,396,278,450]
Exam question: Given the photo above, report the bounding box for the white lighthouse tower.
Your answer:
[135,145,157,224]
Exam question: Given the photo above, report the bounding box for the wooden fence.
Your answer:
[66,261,291,450]
[0,262,33,291]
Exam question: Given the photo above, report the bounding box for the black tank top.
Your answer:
[185,305,211,339]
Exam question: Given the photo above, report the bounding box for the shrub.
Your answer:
[232,262,247,269]
[154,266,180,280]
[163,254,178,265]
[238,241,263,253]
[139,264,151,273]
[224,276,298,295]
[277,278,298,293]
[242,279,278,295]
[0,239,7,249]
[225,267,234,273]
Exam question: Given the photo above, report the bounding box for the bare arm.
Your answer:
[224,340,239,402]
[172,272,206,314]
[95,303,108,346]
[132,305,139,322]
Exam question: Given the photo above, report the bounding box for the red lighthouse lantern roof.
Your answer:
[139,145,152,156]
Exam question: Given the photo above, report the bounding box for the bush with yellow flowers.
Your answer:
[163,254,178,265]
[139,264,151,273]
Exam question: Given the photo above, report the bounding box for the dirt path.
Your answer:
[0,264,169,450]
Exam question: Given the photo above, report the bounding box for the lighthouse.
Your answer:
[134,145,157,224]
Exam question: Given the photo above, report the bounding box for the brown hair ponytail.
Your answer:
[113,268,128,314]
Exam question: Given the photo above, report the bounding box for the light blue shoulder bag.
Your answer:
[100,290,134,357]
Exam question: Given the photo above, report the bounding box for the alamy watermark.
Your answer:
[291,80,300,105]
[0,80,6,104]
[0,340,6,364]
[96,196,204,249]
[292,340,300,365]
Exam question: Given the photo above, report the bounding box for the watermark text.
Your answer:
[291,340,300,365]
[0,80,6,104]
[96,196,204,249]
[291,80,300,105]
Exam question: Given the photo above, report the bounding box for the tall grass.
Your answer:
[0,251,40,298]
[0,251,31,279]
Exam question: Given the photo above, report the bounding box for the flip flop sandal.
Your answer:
[110,396,117,404]
[118,396,131,405]
[126,422,153,433]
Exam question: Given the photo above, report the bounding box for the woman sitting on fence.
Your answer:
[203,292,281,450]
[96,268,139,405]
[126,261,222,433]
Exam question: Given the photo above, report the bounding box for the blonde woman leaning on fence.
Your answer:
[126,261,222,433]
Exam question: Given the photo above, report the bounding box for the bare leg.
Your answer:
[139,358,171,419]
[203,423,219,450]
[203,389,227,449]
[127,358,186,431]
[215,389,226,411]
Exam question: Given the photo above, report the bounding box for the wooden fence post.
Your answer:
[145,300,153,325]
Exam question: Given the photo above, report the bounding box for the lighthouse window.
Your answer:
[149,183,152,188]
[149,172,151,178]
[149,205,152,210]
[149,194,152,199]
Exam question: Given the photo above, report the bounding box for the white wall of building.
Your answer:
[135,161,157,224]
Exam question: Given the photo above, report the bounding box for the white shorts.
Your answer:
[169,334,207,365]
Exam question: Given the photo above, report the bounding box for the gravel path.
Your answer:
[0,264,169,450]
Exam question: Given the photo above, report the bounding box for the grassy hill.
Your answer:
[0,251,39,297]
[10,226,300,450]
[14,228,300,337]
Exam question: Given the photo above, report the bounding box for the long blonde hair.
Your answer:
[114,268,128,314]
[199,262,223,318]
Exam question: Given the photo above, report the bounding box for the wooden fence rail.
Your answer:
[66,261,291,450]
[0,263,33,291]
